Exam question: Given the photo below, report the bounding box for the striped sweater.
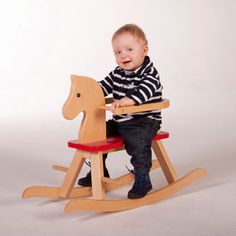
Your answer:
[99,56,163,123]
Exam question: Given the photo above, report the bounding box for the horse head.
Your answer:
[63,75,105,119]
[62,75,106,143]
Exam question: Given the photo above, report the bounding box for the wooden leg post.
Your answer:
[59,150,84,198]
[90,151,105,200]
[152,140,177,184]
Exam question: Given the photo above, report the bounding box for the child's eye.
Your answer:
[115,51,121,55]
[128,48,133,51]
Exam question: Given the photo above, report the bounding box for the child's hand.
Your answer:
[111,97,135,113]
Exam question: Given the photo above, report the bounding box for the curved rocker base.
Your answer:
[21,186,91,199]
[64,168,207,213]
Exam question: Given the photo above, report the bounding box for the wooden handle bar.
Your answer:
[100,99,170,115]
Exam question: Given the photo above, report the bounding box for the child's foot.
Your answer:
[78,168,110,187]
[78,171,92,187]
[127,172,152,199]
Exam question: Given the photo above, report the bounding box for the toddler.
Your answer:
[78,24,163,199]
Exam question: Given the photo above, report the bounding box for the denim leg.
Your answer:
[117,118,160,175]
[103,119,121,161]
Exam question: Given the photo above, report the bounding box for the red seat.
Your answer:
[68,131,169,152]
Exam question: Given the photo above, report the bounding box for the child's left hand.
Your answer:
[111,97,135,113]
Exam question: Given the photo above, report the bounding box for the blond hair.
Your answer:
[112,24,148,45]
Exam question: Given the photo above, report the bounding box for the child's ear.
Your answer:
[143,45,148,55]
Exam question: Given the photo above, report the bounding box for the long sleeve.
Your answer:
[126,67,162,105]
[99,72,114,96]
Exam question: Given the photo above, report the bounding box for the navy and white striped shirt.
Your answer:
[99,56,163,123]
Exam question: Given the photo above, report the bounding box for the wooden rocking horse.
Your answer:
[22,75,207,212]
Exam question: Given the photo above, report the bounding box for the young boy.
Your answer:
[78,24,163,199]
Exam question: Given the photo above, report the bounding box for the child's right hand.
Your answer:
[110,97,135,113]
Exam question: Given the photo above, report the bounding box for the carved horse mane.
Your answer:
[62,75,106,143]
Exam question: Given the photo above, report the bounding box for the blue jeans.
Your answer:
[103,118,161,175]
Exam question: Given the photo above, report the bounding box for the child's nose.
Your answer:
[120,51,127,58]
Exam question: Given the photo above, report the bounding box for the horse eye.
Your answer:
[77,92,81,98]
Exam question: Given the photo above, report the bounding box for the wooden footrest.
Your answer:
[22,160,160,199]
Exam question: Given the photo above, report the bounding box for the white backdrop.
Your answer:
[0,1,236,235]
[1,0,235,166]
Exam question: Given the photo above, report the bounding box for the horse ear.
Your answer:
[71,74,77,82]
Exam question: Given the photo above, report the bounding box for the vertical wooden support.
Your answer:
[90,151,105,199]
[59,150,84,198]
[152,140,177,184]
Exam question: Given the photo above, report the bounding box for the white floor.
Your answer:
[0,116,235,236]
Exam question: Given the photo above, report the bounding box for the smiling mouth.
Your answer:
[123,60,131,64]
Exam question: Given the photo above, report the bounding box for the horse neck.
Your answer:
[78,109,106,144]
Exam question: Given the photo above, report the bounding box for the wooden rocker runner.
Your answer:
[22,75,207,212]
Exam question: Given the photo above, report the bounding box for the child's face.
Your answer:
[112,33,148,71]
